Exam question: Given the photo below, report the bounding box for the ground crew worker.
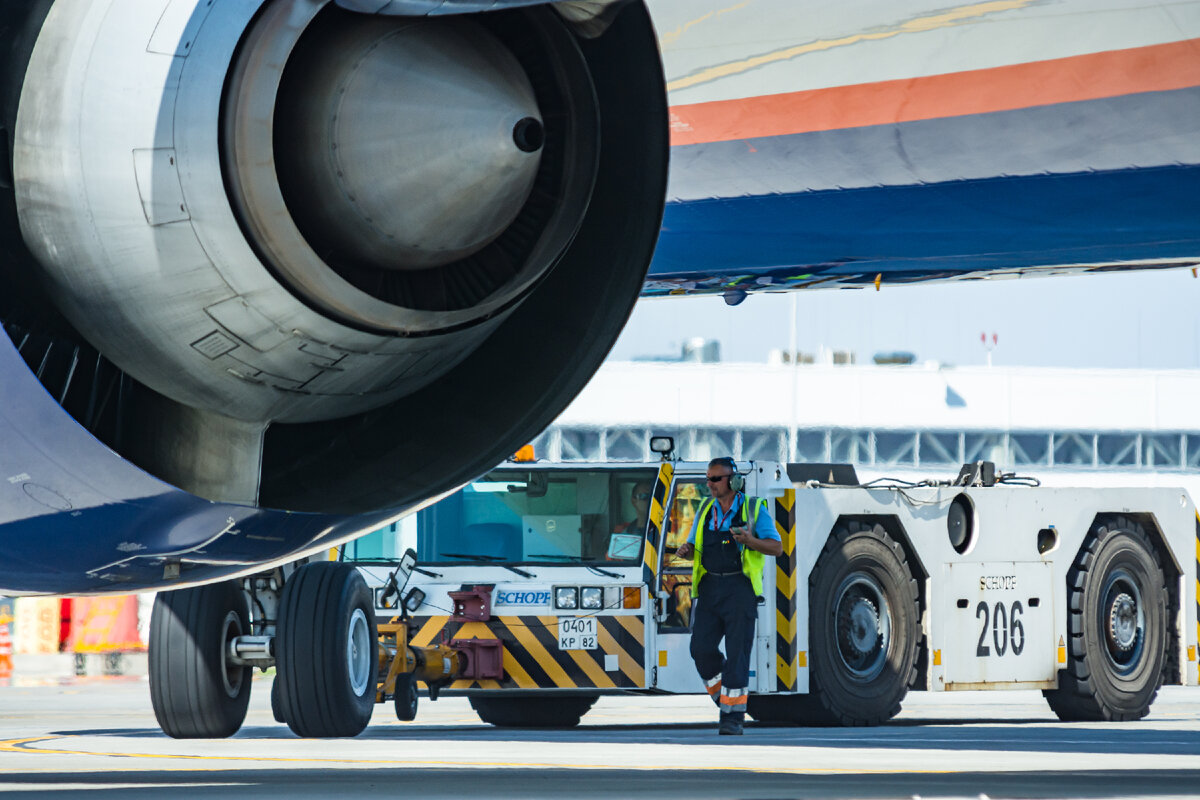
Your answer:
[614,481,652,534]
[675,457,781,735]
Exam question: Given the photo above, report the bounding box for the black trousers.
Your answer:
[689,573,757,714]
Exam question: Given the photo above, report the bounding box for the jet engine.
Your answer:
[0,0,666,513]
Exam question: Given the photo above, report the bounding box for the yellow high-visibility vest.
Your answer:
[690,495,768,597]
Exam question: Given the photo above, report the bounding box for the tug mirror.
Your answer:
[399,548,418,577]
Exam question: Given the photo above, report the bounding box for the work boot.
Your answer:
[718,712,744,735]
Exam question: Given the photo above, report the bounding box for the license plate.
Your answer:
[557,616,597,650]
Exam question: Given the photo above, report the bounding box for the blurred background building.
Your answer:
[532,351,1200,499]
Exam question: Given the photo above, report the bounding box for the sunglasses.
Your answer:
[633,492,651,500]
[706,475,730,483]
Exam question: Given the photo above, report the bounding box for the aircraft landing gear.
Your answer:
[149,581,252,738]
[274,562,378,737]
[147,561,379,739]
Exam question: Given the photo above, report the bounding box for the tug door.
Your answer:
[650,475,707,692]
[649,475,775,694]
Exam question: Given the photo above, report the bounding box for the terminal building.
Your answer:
[530,354,1200,498]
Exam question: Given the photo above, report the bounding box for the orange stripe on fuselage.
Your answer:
[668,38,1200,146]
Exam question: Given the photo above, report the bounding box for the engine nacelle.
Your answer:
[4,0,666,511]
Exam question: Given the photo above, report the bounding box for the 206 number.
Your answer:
[975,601,1025,657]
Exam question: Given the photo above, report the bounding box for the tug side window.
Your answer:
[664,480,704,568]
[658,479,706,630]
[660,573,693,630]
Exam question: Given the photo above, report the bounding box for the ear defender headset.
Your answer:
[717,457,745,492]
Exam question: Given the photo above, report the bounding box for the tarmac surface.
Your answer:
[2,674,1200,799]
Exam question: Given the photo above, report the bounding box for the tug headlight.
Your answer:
[403,587,426,612]
[554,586,579,610]
[580,586,603,610]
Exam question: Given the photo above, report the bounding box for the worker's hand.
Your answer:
[730,526,753,545]
[675,542,694,560]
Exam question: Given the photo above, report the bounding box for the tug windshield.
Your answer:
[420,468,657,565]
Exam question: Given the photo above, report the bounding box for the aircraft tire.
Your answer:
[270,675,286,724]
[468,694,597,727]
[393,673,418,722]
[149,581,252,738]
[1044,517,1167,721]
[805,521,921,726]
[276,562,378,737]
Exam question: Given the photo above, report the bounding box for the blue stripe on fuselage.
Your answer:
[648,87,1200,295]
[647,164,1200,294]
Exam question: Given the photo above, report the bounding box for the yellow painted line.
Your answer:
[649,462,673,529]
[0,736,954,775]
[452,621,492,639]
[649,499,665,529]
[509,617,574,689]
[667,1,1036,92]
[566,648,617,689]
[659,1,749,49]
[775,653,794,683]
[606,617,645,685]
[643,543,659,574]
[775,610,796,643]
[500,649,535,689]
[614,615,644,643]
[597,621,643,686]
[410,616,449,648]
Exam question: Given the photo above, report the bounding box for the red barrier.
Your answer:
[0,617,12,681]
[69,596,145,652]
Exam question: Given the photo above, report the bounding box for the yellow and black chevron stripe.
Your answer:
[775,489,798,691]
[405,614,645,690]
[642,461,674,586]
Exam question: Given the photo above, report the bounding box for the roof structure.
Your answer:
[530,361,1200,497]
